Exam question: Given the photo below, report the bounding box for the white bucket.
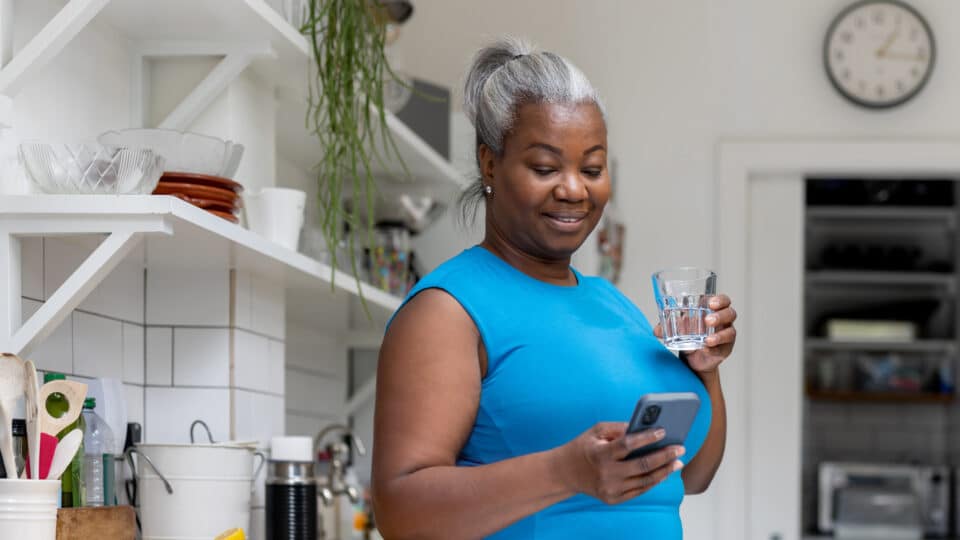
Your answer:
[0,479,60,540]
[129,444,264,540]
[244,187,306,250]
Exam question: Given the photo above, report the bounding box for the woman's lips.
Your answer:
[543,212,587,232]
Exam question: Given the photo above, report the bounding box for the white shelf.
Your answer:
[0,194,402,315]
[98,0,311,92]
[806,206,957,222]
[276,89,468,200]
[805,338,956,353]
[805,270,956,287]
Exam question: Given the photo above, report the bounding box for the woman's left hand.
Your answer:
[654,294,737,375]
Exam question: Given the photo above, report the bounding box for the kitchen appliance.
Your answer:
[818,462,950,537]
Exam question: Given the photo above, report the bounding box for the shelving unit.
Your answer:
[0,0,466,195]
[804,190,959,398]
[805,388,954,403]
[805,338,956,353]
[0,194,403,356]
[801,179,960,537]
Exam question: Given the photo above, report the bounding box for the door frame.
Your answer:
[714,138,960,540]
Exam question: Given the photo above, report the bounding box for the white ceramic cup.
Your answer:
[244,187,306,251]
[0,479,60,540]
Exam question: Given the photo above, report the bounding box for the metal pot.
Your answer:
[125,421,265,540]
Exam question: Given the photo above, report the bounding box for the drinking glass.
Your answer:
[652,267,717,351]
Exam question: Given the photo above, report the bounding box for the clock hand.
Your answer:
[880,51,927,61]
[875,26,901,57]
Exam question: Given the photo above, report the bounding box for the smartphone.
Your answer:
[624,392,701,460]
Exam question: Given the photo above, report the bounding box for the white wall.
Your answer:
[387,2,960,539]
[392,0,960,312]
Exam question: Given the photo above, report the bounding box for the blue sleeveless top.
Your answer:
[394,246,711,539]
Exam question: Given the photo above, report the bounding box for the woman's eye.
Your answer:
[532,167,555,176]
[582,168,603,178]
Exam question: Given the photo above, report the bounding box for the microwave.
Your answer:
[818,462,950,538]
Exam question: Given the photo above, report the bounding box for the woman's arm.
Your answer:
[681,370,726,494]
[372,289,684,540]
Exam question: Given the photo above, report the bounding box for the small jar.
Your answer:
[369,221,411,296]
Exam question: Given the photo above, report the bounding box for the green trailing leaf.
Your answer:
[300,0,406,317]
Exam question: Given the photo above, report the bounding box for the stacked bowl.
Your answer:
[97,129,245,222]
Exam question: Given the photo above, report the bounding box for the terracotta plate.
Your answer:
[160,172,243,192]
[167,193,239,212]
[208,209,239,223]
[154,182,239,205]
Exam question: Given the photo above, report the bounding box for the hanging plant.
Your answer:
[300,0,412,297]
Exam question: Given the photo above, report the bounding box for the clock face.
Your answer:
[824,0,935,108]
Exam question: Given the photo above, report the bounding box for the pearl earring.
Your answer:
[484,185,493,197]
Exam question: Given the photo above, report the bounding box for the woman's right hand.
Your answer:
[554,422,685,504]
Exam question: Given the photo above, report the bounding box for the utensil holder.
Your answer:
[0,478,60,540]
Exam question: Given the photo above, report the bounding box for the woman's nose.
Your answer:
[554,171,587,202]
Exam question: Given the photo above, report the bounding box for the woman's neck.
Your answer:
[480,224,577,287]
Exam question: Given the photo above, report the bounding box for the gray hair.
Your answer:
[459,37,605,225]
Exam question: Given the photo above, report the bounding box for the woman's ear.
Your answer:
[478,144,496,184]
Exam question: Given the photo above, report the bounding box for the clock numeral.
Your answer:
[859,80,867,92]
[835,49,845,62]
[855,16,865,28]
[896,80,906,93]
[910,27,920,41]
[911,66,920,78]
[876,85,885,98]
[872,10,884,25]
[842,68,852,80]
[841,30,854,44]
[917,47,927,60]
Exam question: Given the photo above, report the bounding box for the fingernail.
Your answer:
[654,429,666,439]
[672,461,684,472]
[705,315,717,325]
[675,447,686,458]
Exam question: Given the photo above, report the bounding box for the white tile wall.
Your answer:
[235,329,270,392]
[233,270,253,330]
[45,237,145,323]
[21,298,73,375]
[285,369,344,417]
[267,339,285,395]
[146,327,173,386]
[286,323,345,377]
[122,323,144,384]
[124,383,145,431]
[251,274,285,339]
[173,328,230,387]
[21,237,43,300]
[144,387,230,443]
[146,268,229,326]
[285,412,341,438]
[234,389,285,447]
[73,312,123,379]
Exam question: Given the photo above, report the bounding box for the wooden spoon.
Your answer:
[46,429,82,481]
[23,360,39,480]
[0,354,25,478]
[37,380,87,479]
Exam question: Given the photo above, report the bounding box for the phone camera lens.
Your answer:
[641,405,661,425]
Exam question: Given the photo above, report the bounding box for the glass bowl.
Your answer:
[18,143,164,195]
[97,128,244,178]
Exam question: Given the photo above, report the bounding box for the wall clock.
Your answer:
[824,0,935,109]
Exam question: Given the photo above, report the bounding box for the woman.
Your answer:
[372,37,736,539]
